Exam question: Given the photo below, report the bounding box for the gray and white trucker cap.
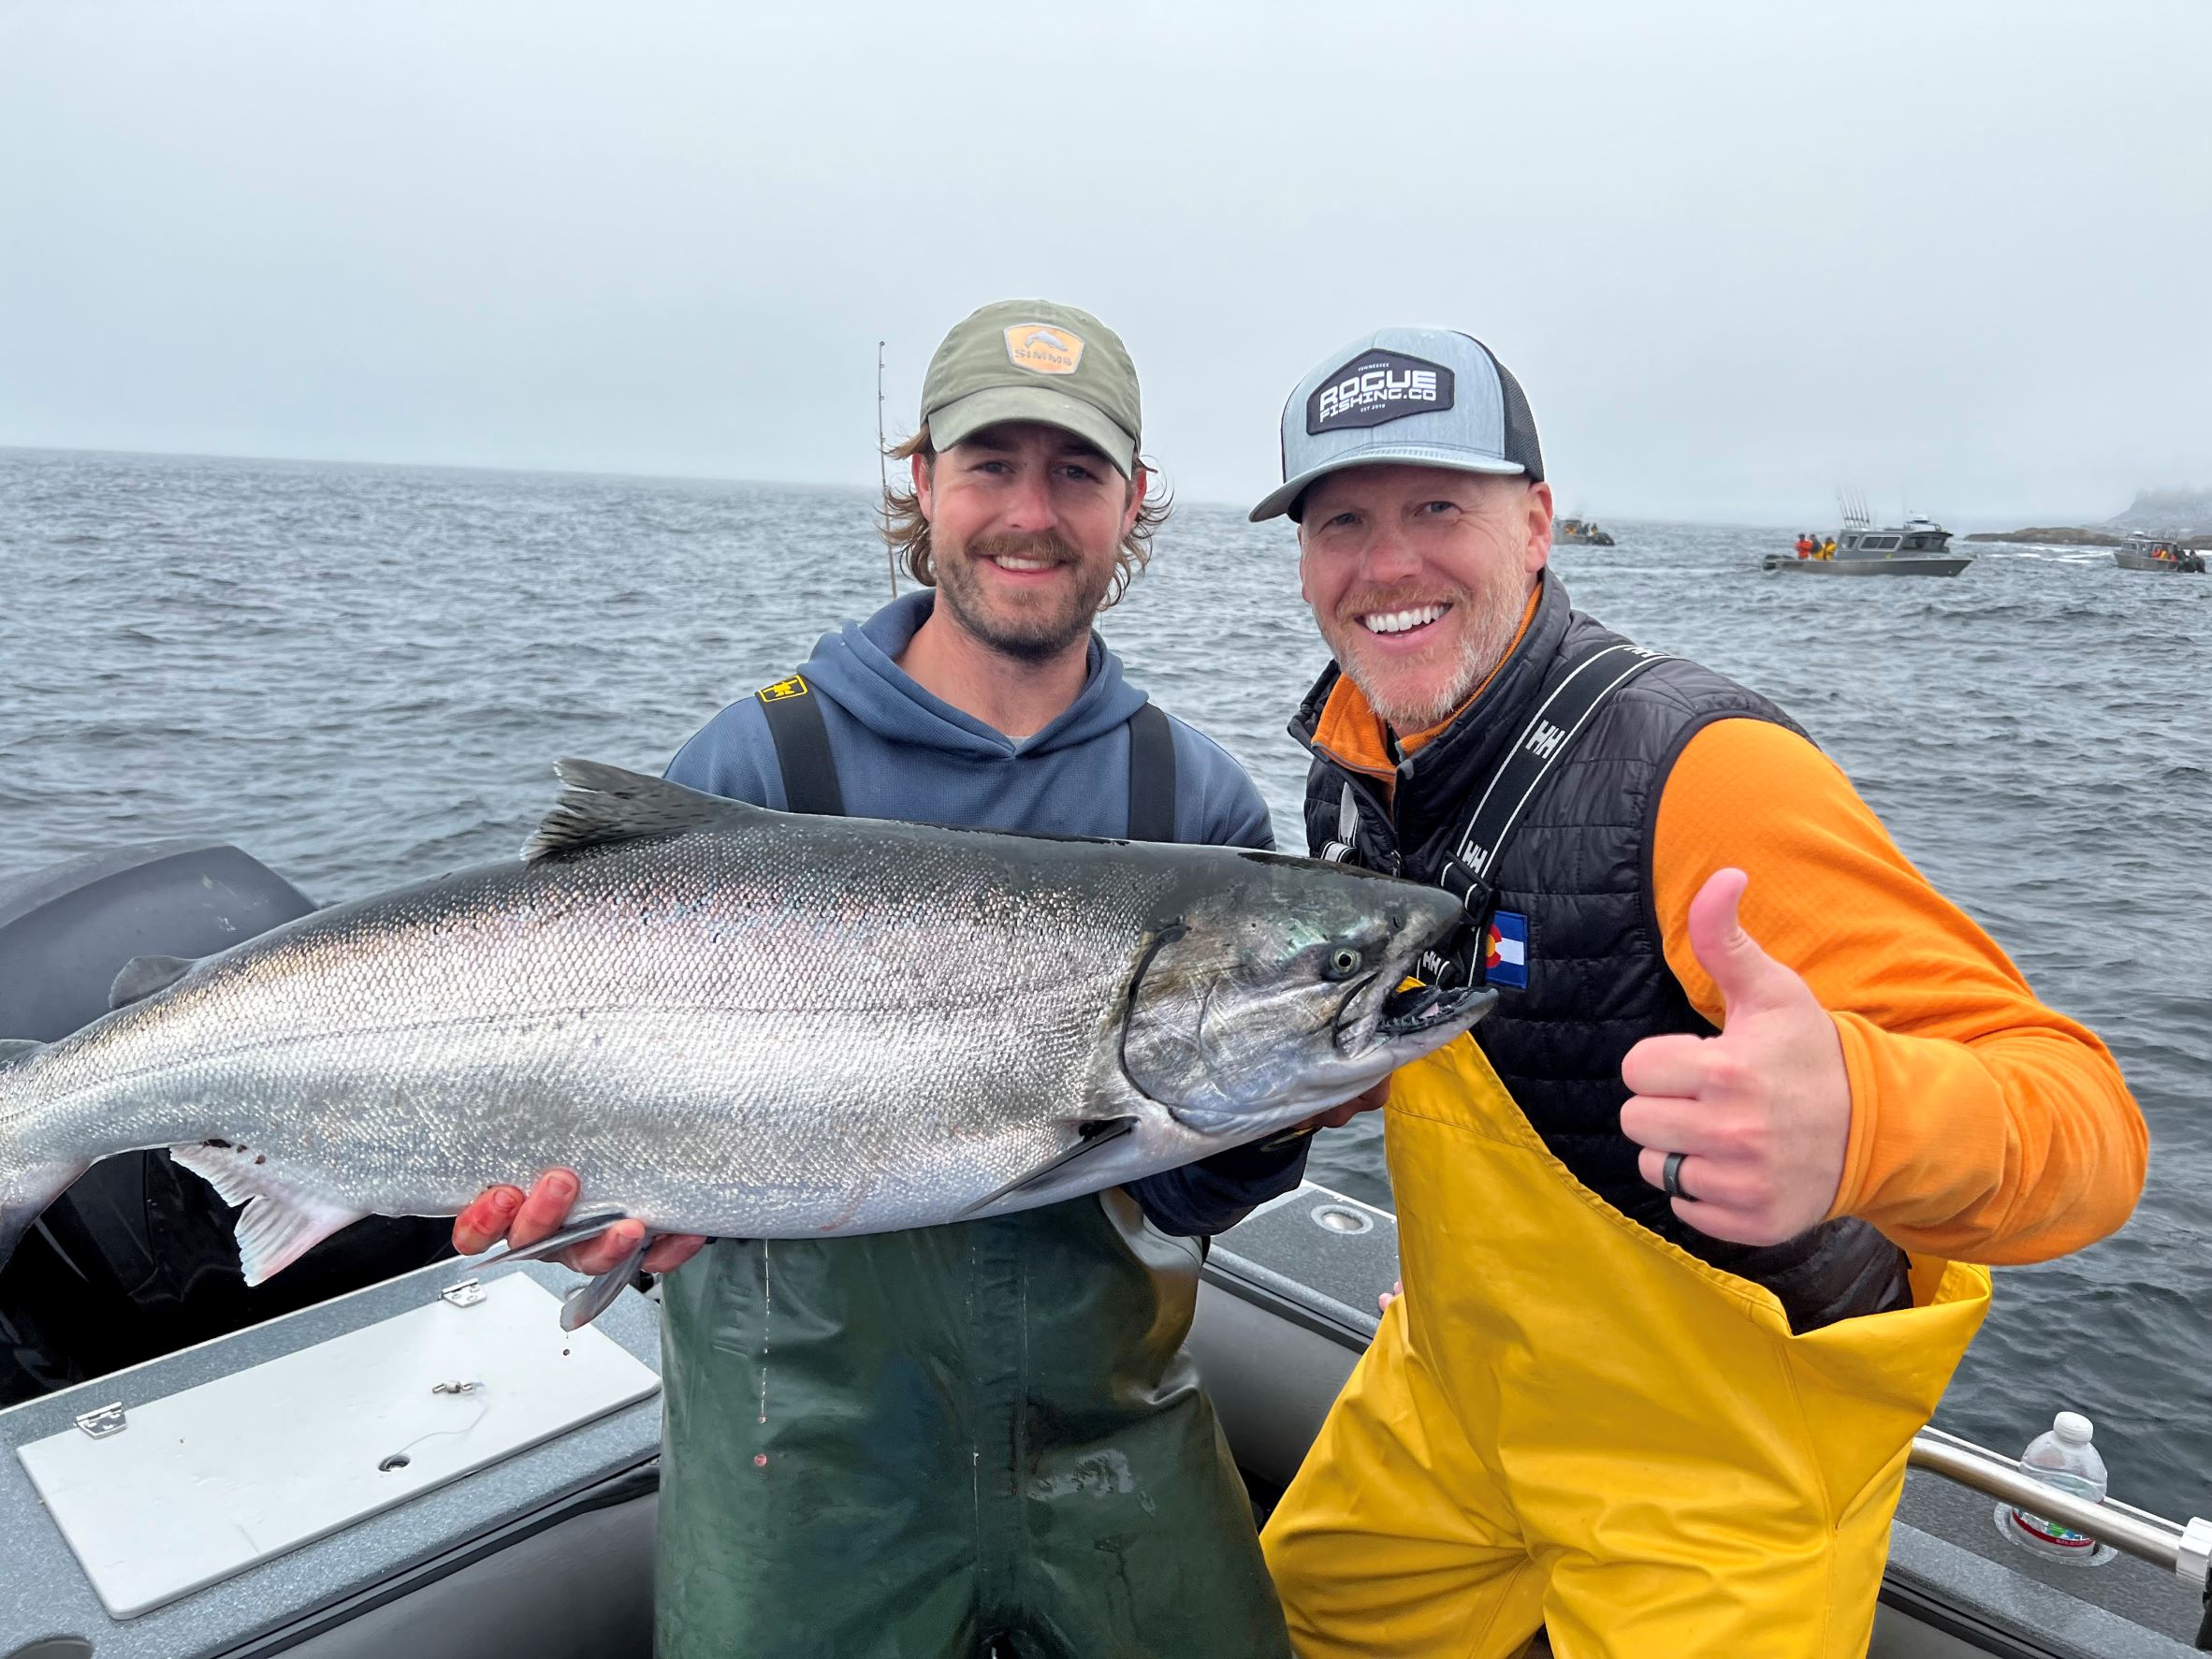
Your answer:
[1249,327,1544,522]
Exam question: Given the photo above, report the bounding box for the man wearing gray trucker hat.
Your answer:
[454,299,1304,1658]
[1252,329,2141,1654]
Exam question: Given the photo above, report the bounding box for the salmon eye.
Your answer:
[1325,946,1364,981]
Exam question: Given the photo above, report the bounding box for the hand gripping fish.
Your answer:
[0,762,1492,1325]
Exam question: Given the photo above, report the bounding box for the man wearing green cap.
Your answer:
[453,300,1307,1658]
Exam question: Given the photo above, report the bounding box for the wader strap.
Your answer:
[1126,703,1177,843]
[756,675,845,818]
[1426,642,1672,985]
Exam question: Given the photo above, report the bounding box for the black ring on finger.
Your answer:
[1661,1150,1690,1201]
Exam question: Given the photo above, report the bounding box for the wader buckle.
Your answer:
[1419,865,1493,994]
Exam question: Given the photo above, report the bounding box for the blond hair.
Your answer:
[879,426,1170,605]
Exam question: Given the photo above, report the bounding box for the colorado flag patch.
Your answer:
[1484,910,1529,990]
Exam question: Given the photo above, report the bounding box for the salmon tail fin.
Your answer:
[0,1039,85,1274]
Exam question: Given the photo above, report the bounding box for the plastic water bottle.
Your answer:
[2001,1411,2109,1560]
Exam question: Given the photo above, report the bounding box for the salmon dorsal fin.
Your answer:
[523,758,764,864]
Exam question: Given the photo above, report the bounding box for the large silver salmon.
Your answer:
[0,761,1489,1301]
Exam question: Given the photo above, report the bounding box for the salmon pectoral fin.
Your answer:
[467,1210,631,1268]
[954,1118,1137,1220]
[168,1142,368,1286]
[559,1233,653,1332]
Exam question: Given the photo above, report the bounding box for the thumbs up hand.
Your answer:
[1617,868,1852,1247]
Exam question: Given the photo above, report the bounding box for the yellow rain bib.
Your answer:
[1262,1035,1990,1658]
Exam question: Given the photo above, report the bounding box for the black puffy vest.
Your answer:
[1292,574,1909,1332]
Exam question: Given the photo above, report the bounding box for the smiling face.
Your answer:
[1297,464,1553,731]
[915,421,1144,663]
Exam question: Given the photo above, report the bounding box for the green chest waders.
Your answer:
[653,680,1288,1658]
[656,1196,1289,1659]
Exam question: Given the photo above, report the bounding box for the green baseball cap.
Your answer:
[920,298,1142,477]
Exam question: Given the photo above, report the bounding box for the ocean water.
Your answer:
[4,447,2208,1522]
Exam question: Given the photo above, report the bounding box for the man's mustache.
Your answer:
[1336,587,1463,620]
[966,531,1081,566]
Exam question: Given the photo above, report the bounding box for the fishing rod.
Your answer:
[878,339,897,599]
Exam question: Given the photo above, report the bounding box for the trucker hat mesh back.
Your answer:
[1465,333,1545,483]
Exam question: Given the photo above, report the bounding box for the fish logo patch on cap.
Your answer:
[1306,349,1455,436]
[1005,324,1084,375]
[1483,910,1529,990]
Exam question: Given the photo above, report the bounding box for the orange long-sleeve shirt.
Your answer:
[1652,719,2144,1263]
[1312,657,2145,1265]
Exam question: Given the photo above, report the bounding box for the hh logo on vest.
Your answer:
[1484,910,1529,989]
[757,676,810,703]
[1004,325,1084,375]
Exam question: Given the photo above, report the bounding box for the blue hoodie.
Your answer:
[666,589,1308,1234]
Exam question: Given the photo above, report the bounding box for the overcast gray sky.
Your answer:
[3,1,2206,525]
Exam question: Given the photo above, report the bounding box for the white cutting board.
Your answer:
[16,1273,660,1620]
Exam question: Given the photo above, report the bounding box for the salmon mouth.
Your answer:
[1376,977,1492,1038]
[1333,968,1495,1055]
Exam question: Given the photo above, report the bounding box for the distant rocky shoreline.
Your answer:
[1964,526,2125,546]
[1966,525,2212,550]
[1967,488,2212,549]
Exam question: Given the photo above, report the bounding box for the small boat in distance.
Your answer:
[1553,517,1616,546]
[2113,531,2205,574]
[1765,495,1974,576]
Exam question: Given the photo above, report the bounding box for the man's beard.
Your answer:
[1326,573,1528,733]
[932,530,1116,663]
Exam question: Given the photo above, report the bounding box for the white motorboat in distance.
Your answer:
[1765,515,1975,577]
[2113,532,2206,575]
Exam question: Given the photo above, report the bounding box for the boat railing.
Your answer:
[1911,1425,2212,1604]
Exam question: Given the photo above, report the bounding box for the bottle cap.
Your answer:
[2054,1411,2094,1444]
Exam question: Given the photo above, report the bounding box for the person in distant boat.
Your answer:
[1821,534,1838,559]
[1795,531,1815,557]
[1249,326,2147,1658]
[455,300,1327,1659]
